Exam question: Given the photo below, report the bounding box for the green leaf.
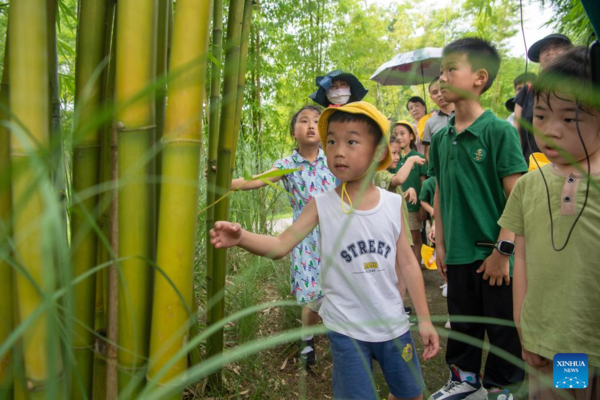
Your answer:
[258,177,293,197]
[243,164,253,181]
[256,168,299,179]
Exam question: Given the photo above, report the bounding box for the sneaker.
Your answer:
[487,388,513,400]
[428,367,487,400]
[445,319,451,329]
[299,338,316,368]
[441,284,448,298]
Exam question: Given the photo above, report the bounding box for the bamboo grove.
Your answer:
[0,0,256,398]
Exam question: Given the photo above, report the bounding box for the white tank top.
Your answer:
[315,187,410,342]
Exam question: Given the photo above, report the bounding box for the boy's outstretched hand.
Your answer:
[210,221,243,249]
[419,321,440,361]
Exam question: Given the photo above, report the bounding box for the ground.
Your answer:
[195,248,529,399]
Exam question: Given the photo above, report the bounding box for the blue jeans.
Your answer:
[327,329,424,399]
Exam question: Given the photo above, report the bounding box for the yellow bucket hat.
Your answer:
[390,120,417,138]
[318,101,392,172]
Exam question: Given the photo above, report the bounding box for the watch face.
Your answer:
[498,241,515,254]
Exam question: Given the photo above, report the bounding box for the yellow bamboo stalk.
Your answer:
[147,0,211,395]
[0,21,13,400]
[115,0,156,396]
[9,0,63,396]
[71,0,111,397]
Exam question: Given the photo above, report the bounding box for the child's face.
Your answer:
[390,142,402,168]
[407,101,425,122]
[439,52,484,102]
[429,81,449,109]
[393,125,413,150]
[292,109,321,146]
[533,93,600,167]
[326,120,381,182]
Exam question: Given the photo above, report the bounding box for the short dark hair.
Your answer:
[533,46,598,112]
[290,105,322,136]
[327,111,383,144]
[406,96,427,114]
[429,77,440,92]
[443,37,501,94]
[390,135,400,145]
[513,72,537,89]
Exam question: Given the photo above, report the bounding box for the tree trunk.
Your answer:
[9,0,64,396]
[114,0,157,396]
[206,0,246,389]
[146,0,211,397]
[0,21,13,400]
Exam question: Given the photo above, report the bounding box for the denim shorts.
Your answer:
[327,329,424,400]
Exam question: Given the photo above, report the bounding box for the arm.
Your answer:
[390,156,426,186]
[424,144,430,163]
[395,221,439,361]
[210,199,319,259]
[420,200,434,217]
[513,234,549,367]
[417,176,427,221]
[476,173,523,285]
[231,167,283,190]
[433,181,447,281]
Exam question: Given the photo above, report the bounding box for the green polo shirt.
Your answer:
[419,176,436,205]
[428,110,527,265]
[397,150,427,213]
[373,171,414,246]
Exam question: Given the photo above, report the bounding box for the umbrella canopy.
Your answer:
[370,47,443,86]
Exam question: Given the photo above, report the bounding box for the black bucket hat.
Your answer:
[527,33,572,63]
[308,70,368,107]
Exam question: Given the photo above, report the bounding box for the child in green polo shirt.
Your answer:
[428,38,528,400]
[392,121,427,267]
[499,47,600,399]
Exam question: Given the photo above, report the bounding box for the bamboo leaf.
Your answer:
[258,177,292,197]
[256,167,299,179]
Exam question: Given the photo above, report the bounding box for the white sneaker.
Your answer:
[428,368,487,400]
[445,319,451,329]
[442,284,448,297]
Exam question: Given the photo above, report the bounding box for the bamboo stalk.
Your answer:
[205,0,224,324]
[147,0,211,396]
[0,21,13,400]
[71,0,112,397]
[9,0,64,397]
[229,0,254,170]
[114,0,157,396]
[92,1,118,398]
[207,0,246,389]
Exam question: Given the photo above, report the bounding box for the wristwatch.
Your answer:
[495,240,515,256]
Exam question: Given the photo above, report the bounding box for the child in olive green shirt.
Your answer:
[499,46,600,399]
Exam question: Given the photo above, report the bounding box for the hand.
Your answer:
[404,188,417,204]
[418,321,440,361]
[408,155,426,166]
[477,250,510,286]
[436,245,447,282]
[210,221,243,249]
[522,348,550,368]
[417,207,427,222]
[428,225,435,244]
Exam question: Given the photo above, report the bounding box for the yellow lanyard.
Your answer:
[340,181,353,214]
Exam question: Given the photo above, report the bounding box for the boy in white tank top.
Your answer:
[211,102,439,400]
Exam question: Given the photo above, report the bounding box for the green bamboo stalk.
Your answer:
[92,1,118,398]
[205,0,223,324]
[0,22,13,400]
[115,0,156,396]
[9,0,64,397]
[71,0,112,397]
[206,0,246,389]
[147,1,211,395]
[229,0,254,170]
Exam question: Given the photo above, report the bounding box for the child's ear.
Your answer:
[474,68,489,91]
